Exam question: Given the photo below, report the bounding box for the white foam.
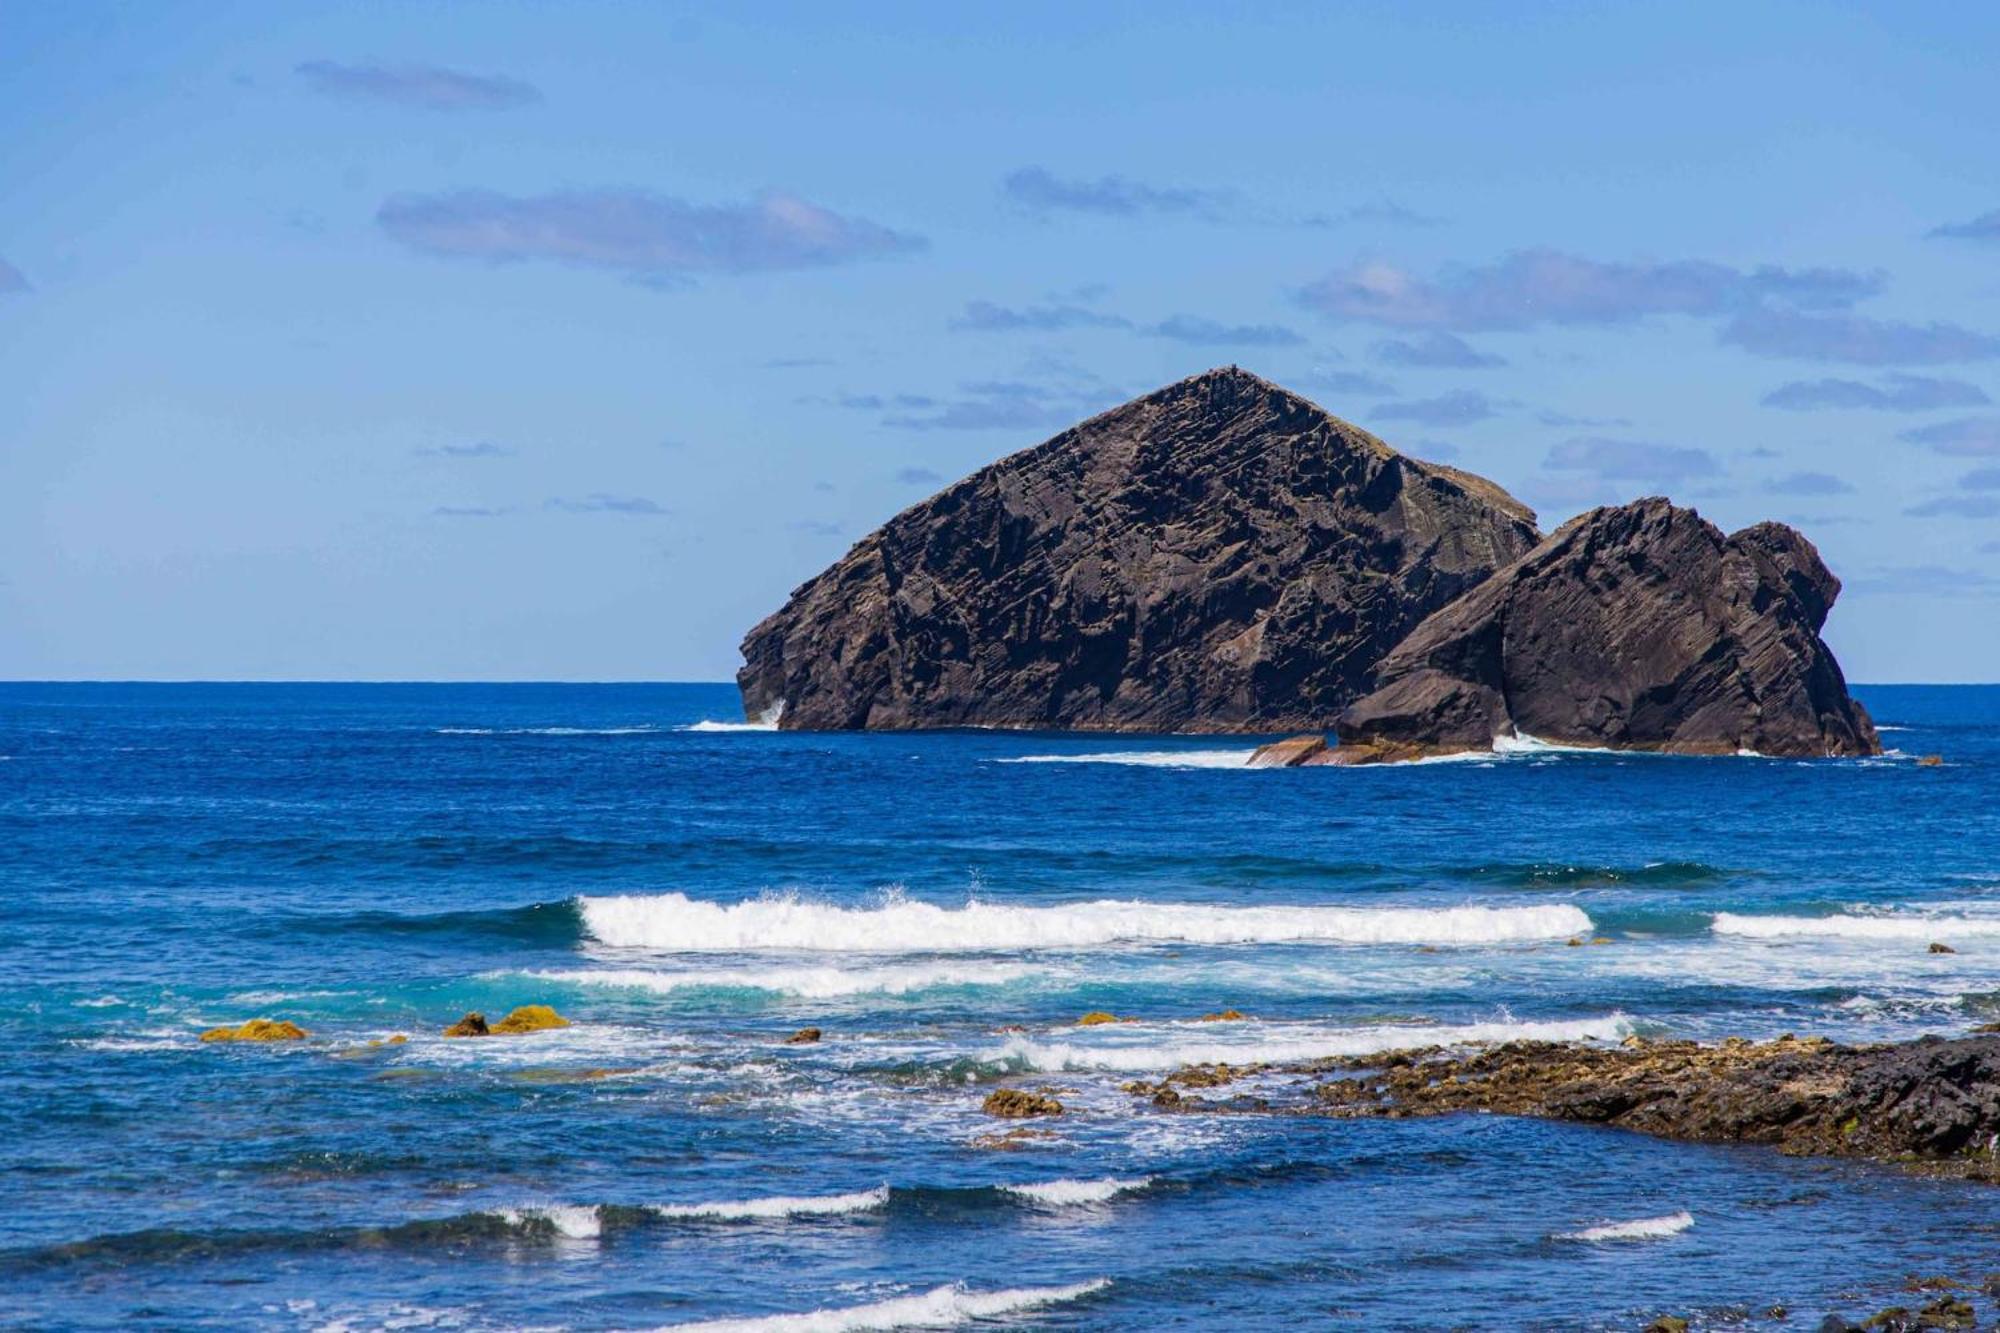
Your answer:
[648,1186,890,1221]
[1714,912,2000,940]
[435,725,658,736]
[989,1013,1633,1073]
[999,1177,1151,1207]
[498,1205,602,1239]
[1876,725,1911,732]
[995,749,1259,769]
[651,1280,1109,1332]
[681,720,780,733]
[578,892,1592,953]
[519,961,1039,998]
[1556,1210,1694,1242]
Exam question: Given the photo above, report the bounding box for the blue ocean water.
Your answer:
[2,682,1998,1331]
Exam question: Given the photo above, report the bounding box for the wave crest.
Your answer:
[652,1279,1110,1332]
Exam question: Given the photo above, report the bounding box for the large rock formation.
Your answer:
[738,368,1539,731]
[1333,498,1880,760]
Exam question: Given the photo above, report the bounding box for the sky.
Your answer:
[5,2,2000,683]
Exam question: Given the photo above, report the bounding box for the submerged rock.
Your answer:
[1334,499,1880,761]
[982,1088,1065,1118]
[1300,1033,2000,1179]
[1075,1011,1123,1026]
[784,1027,823,1044]
[738,367,1539,731]
[200,1018,307,1043]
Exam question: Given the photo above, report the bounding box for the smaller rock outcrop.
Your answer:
[1334,498,1880,761]
[1245,735,1329,768]
[200,1018,308,1043]
[1075,1011,1123,1026]
[490,1004,570,1035]
[983,1088,1065,1118]
[443,1012,490,1037]
[784,1027,823,1044]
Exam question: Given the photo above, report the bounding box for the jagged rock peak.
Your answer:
[1333,497,1880,761]
[737,368,1543,731]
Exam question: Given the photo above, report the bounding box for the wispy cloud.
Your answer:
[1146,315,1303,347]
[0,257,27,293]
[811,391,937,411]
[1963,467,2000,491]
[1721,308,2000,365]
[894,466,943,485]
[1372,331,1505,368]
[295,60,541,111]
[1537,409,1632,429]
[433,504,511,518]
[1761,374,1990,411]
[1298,250,1879,330]
[1369,390,1497,426]
[545,494,668,515]
[1300,368,1399,398]
[1905,494,2000,519]
[1544,436,1720,485]
[415,441,513,458]
[1763,470,1854,496]
[884,380,1120,432]
[1302,201,1443,228]
[1900,417,2000,456]
[787,519,843,537]
[949,300,1133,332]
[1846,564,2000,597]
[1002,167,1227,219]
[378,189,924,279]
[1929,209,2000,243]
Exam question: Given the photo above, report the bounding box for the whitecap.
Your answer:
[994,749,1259,769]
[516,961,1039,999]
[577,892,1592,953]
[680,720,780,733]
[650,1279,1110,1332]
[1714,912,2000,940]
[497,1205,602,1239]
[999,1177,1151,1207]
[1556,1210,1693,1242]
[648,1186,890,1221]
[987,1013,1632,1074]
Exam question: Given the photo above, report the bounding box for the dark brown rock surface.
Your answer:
[1299,1034,2000,1179]
[1333,498,1880,760]
[738,367,1539,731]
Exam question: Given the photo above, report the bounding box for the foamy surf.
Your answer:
[1714,912,2000,940]
[995,749,1259,769]
[988,1013,1633,1073]
[496,1205,602,1239]
[648,1186,890,1221]
[650,1279,1110,1332]
[515,961,1040,999]
[1556,1210,1694,1242]
[1000,1177,1152,1207]
[577,893,1592,953]
[680,720,780,733]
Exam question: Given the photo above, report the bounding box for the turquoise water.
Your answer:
[2,682,1997,1330]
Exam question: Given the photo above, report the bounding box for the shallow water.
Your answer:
[2,682,1996,1330]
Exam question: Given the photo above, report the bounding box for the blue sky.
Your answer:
[5,2,2000,681]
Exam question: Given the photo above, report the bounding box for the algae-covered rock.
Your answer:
[200,1019,308,1043]
[784,1027,823,1044]
[1076,1011,1122,1026]
[443,1012,491,1038]
[491,1005,570,1034]
[982,1088,1064,1118]
[1198,1009,1248,1022]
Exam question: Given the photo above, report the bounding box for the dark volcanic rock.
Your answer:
[738,367,1539,731]
[1333,498,1880,760]
[1302,1033,2000,1179]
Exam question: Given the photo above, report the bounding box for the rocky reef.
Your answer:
[1274,1033,2000,1180]
[1332,498,1880,761]
[200,1018,308,1042]
[739,367,1538,731]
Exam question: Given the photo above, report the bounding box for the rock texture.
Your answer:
[739,367,1539,731]
[1333,498,1880,760]
[1299,1033,2000,1180]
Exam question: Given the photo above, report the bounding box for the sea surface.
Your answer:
[2,682,1998,1331]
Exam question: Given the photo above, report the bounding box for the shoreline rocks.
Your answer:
[442,1005,570,1038]
[983,1088,1065,1118]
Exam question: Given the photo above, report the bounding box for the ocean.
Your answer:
[2,681,1996,1331]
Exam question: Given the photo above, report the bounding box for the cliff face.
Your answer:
[1332,498,1881,760]
[738,367,1541,731]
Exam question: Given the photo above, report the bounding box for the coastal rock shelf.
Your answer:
[737,367,1878,760]
[739,367,1539,731]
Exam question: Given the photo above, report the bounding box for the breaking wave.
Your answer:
[1555,1210,1694,1242]
[998,1177,1152,1207]
[987,1013,1633,1073]
[652,1279,1111,1332]
[648,1187,891,1221]
[1714,911,2000,940]
[519,961,1040,999]
[995,749,1260,769]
